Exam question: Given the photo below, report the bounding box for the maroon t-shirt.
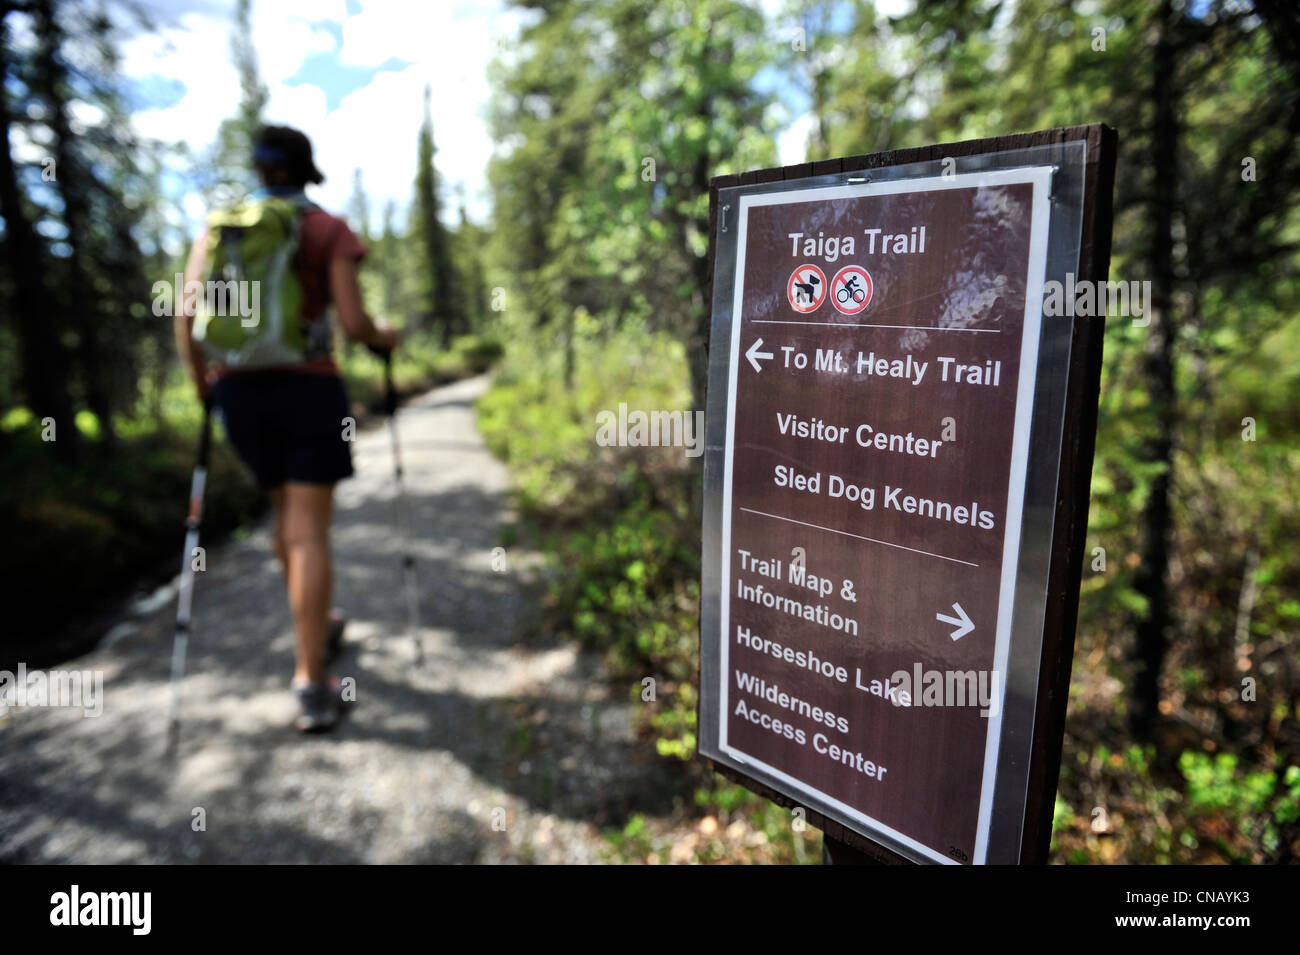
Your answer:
[297,207,367,324]
[192,204,366,376]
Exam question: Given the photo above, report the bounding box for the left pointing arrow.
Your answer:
[746,338,774,372]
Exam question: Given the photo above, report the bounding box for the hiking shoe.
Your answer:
[324,610,347,666]
[294,677,349,734]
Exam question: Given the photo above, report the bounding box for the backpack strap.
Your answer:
[279,196,335,361]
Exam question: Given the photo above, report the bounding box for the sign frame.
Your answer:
[697,125,1117,864]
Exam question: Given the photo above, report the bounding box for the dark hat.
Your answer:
[252,124,325,185]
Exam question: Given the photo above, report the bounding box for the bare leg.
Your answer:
[281,482,336,685]
[271,485,341,640]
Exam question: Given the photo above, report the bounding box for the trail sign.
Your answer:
[699,126,1116,864]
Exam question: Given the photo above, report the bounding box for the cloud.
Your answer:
[264,80,329,145]
[120,11,241,146]
[119,0,521,231]
[120,3,335,141]
[249,8,341,86]
[338,0,502,69]
[309,64,501,229]
[777,112,815,167]
[297,0,526,227]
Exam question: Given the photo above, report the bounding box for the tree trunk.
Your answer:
[1130,1,1180,736]
[563,306,575,391]
[35,0,118,453]
[0,20,78,463]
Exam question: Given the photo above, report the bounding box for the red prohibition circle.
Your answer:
[787,264,828,313]
[831,265,874,315]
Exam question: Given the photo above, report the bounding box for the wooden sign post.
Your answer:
[698,125,1117,864]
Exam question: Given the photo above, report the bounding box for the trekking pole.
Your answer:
[166,398,214,757]
[378,350,423,664]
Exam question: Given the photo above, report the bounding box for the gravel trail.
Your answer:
[0,375,683,863]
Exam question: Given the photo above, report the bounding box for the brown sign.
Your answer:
[698,130,1122,864]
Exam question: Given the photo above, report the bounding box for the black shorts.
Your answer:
[212,371,355,489]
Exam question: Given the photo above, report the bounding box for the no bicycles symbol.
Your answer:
[787,264,827,313]
[831,265,873,315]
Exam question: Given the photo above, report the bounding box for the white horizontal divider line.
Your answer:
[751,320,1000,333]
[738,506,980,568]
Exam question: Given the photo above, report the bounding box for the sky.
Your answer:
[120,0,532,237]
[117,0,913,243]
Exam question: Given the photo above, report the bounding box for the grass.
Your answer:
[478,321,824,863]
[478,317,1300,865]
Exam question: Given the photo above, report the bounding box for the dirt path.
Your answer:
[0,375,685,863]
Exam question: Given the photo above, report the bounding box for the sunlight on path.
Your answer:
[0,375,668,864]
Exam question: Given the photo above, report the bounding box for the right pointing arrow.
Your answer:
[936,602,974,641]
[745,337,774,373]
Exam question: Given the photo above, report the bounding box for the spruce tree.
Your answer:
[415,84,458,345]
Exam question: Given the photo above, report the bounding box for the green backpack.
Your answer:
[193,195,330,368]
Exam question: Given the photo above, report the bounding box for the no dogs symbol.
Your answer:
[831,265,873,315]
[787,264,827,313]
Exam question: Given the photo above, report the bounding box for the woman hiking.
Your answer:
[174,124,399,732]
